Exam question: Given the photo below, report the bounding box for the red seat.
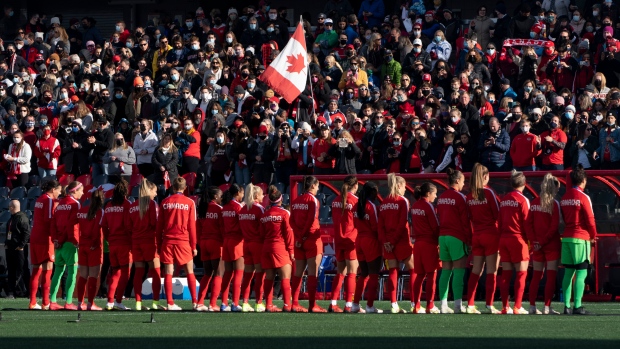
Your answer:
[59,174,75,186]
[129,173,144,188]
[81,185,94,202]
[219,183,231,193]
[182,173,197,194]
[373,169,387,174]
[104,189,114,199]
[76,174,92,186]
[56,164,66,177]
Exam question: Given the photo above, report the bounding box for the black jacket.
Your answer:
[361,123,389,170]
[248,137,277,173]
[401,133,430,172]
[6,211,30,249]
[85,127,114,163]
[402,50,432,76]
[62,130,90,175]
[328,141,361,174]
[152,147,179,185]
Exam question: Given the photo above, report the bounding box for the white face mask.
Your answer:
[269,14,277,20]
[451,117,459,123]
[521,126,530,133]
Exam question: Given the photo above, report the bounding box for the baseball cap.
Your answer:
[413,39,422,46]
[324,18,333,24]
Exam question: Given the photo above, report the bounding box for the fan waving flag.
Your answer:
[259,20,308,103]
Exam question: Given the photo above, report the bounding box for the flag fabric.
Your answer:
[259,21,308,103]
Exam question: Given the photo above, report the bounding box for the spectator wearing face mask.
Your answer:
[5,130,32,187]
[33,124,61,178]
[103,133,136,184]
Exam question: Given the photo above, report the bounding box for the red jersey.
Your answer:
[498,190,530,239]
[78,207,104,249]
[290,193,321,241]
[128,200,159,245]
[198,201,224,242]
[378,195,410,245]
[157,193,197,248]
[437,188,472,244]
[526,197,560,246]
[560,187,597,241]
[221,199,244,240]
[259,205,294,253]
[466,187,500,235]
[510,132,542,167]
[540,128,567,165]
[31,194,58,244]
[51,196,81,246]
[239,202,265,243]
[410,198,440,244]
[311,138,336,169]
[102,199,132,246]
[332,192,358,243]
[354,201,379,239]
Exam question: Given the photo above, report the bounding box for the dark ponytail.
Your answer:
[199,186,222,218]
[303,175,319,193]
[222,183,243,205]
[268,185,282,204]
[570,163,587,186]
[446,168,463,186]
[341,175,358,213]
[110,179,129,205]
[413,182,437,200]
[357,181,378,218]
[42,179,61,193]
[86,189,105,220]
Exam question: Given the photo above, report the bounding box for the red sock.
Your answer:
[514,271,527,309]
[281,278,292,307]
[133,267,145,302]
[544,270,557,307]
[425,271,437,309]
[263,278,275,307]
[345,273,356,303]
[108,267,121,304]
[500,270,513,309]
[42,270,52,306]
[151,267,161,301]
[307,275,318,308]
[485,273,496,306]
[366,274,379,307]
[116,266,130,303]
[412,273,424,307]
[77,276,87,304]
[291,275,303,306]
[232,270,243,306]
[220,270,233,305]
[241,271,254,303]
[187,273,197,303]
[389,268,398,303]
[164,274,173,305]
[254,272,264,303]
[529,270,544,306]
[331,273,343,301]
[353,275,368,304]
[87,277,98,304]
[408,269,415,303]
[466,273,481,306]
[29,267,42,306]
[198,274,213,305]
[210,276,222,307]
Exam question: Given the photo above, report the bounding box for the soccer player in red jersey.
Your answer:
[76,189,105,311]
[352,181,383,314]
[49,181,84,310]
[195,187,225,312]
[128,179,162,311]
[498,170,530,314]
[378,173,413,314]
[101,180,133,311]
[28,179,61,310]
[436,169,471,314]
[410,182,440,314]
[259,185,295,312]
[465,164,501,314]
[219,183,245,311]
[329,176,359,313]
[158,177,198,311]
[239,184,266,312]
[526,174,561,315]
[291,176,326,313]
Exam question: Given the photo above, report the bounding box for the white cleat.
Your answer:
[351,303,365,313]
[454,305,467,314]
[543,306,560,315]
[220,304,231,312]
[486,305,501,314]
[29,303,42,310]
[529,306,542,315]
[113,302,130,311]
[167,304,182,311]
[513,307,529,315]
[466,305,481,314]
[195,304,209,312]
[365,306,383,314]
[440,305,454,314]
[105,302,114,311]
[427,306,441,314]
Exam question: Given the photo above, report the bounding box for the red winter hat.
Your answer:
[268,96,279,104]
[422,73,432,82]
[425,10,434,17]
[233,120,243,128]
[112,55,121,63]
[35,54,44,60]
[70,95,80,103]
[259,125,268,134]
[543,40,555,48]
[316,116,327,124]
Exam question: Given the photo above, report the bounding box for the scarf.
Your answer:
[8,144,21,179]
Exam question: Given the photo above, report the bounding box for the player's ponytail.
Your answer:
[540,173,560,214]
[198,186,222,218]
[510,169,526,189]
[570,164,587,187]
[303,175,319,193]
[470,163,488,201]
[413,182,436,200]
[138,178,157,219]
[223,183,243,206]
[86,188,104,220]
[244,183,263,209]
[111,179,129,206]
[446,168,463,187]
[357,181,378,219]
[42,179,61,193]
[341,175,358,213]
[387,173,405,199]
[268,185,282,205]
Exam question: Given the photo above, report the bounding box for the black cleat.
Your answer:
[563,307,573,315]
[573,307,591,315]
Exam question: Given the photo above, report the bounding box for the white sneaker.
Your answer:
[365,306,383,314]
[427,306,440,314]
[486,305,501,314]
[502,307,514,314]
[29,303,42,310]
[513,307,529,315]
[113,302,130,311]
[529,305,542,315]
[440,305,454,314]
[167,304,182,311]
[351,303,363,313]
[220,304,231,312]
[105,302,114,311]
[543,306,560,315]
[195,304,209,312]
[412,306,426,314]
[466,305,481,314]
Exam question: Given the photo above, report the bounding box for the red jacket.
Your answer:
[437,188,472,244]
[51,196,81,246]
[410,197,439,244]
[499,190,530,239]
[198,201,224,242]
[378,195,411,246]
[34,136,61,169]
[239,202,265,243]
[221,199,244,240]
[78,207,104,250]
[311,138,336,169]
[466,187,500,235]
[31,194,58,245]
[560,187,597,241]
[355,200,379,240]
[290,193,321,241]
[102,199,132,246]
[183,130,201,159]
[510,132,542,167]
[157,193,197,249]
[526,197,560,246]
[128,200,159,245]
[259,205,294,253]
[332,192,358,247]
[540,128,567,165]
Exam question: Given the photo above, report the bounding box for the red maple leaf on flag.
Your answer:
[285,53,306,74]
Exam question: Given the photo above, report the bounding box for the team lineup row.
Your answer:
[25,163,595,315]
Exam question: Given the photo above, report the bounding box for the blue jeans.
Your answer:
[234,162,250,188]
[92,162,108,178]
[514,166,536,171]
[38,167,57,179]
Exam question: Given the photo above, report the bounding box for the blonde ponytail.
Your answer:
[244,183,256,209]
[539,173,560,214]
[138,178,156,219]
[387,173,405,199]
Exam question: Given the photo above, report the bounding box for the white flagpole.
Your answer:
[303,15,316,117]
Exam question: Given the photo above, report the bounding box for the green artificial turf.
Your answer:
[1,299,619,349]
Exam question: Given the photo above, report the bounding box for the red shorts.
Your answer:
[355,236,382,262]
[499,236,530,264]
[108,244,132,267]
[383,241,413,261]
[30,243,55,265]
[334,239,356,262]
[132,242,159,262]
[78,246,103,267]
[199,239,222,261]
[532,239,561,263]
[413,241,440,274]
[222,238,244,262]
[294,238,323,260]
[471,234,500,257]
[161,243,193,265]
[244,241,264,265]
[261,247,292,269]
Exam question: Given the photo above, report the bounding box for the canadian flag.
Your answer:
[259,21,308,103]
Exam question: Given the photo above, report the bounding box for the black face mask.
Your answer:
[340,39,347,45]
[159,113,167,119]
[116,139,123,146]
[259,135,267,140]
[139,124,146,131]
[241,72,249,78]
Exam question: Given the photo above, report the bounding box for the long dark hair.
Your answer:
[357,181,378,218]
[87,189,105,220]
[42,179,61,193]
[446,168,463,186]
[198,186,222,218]
[413,182,437,200]
[341,175,358,213]
[110,179,129,206]
[303,175,319,193]
[222,183,243,205]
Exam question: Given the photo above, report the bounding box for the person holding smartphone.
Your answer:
[328,131,360,174]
